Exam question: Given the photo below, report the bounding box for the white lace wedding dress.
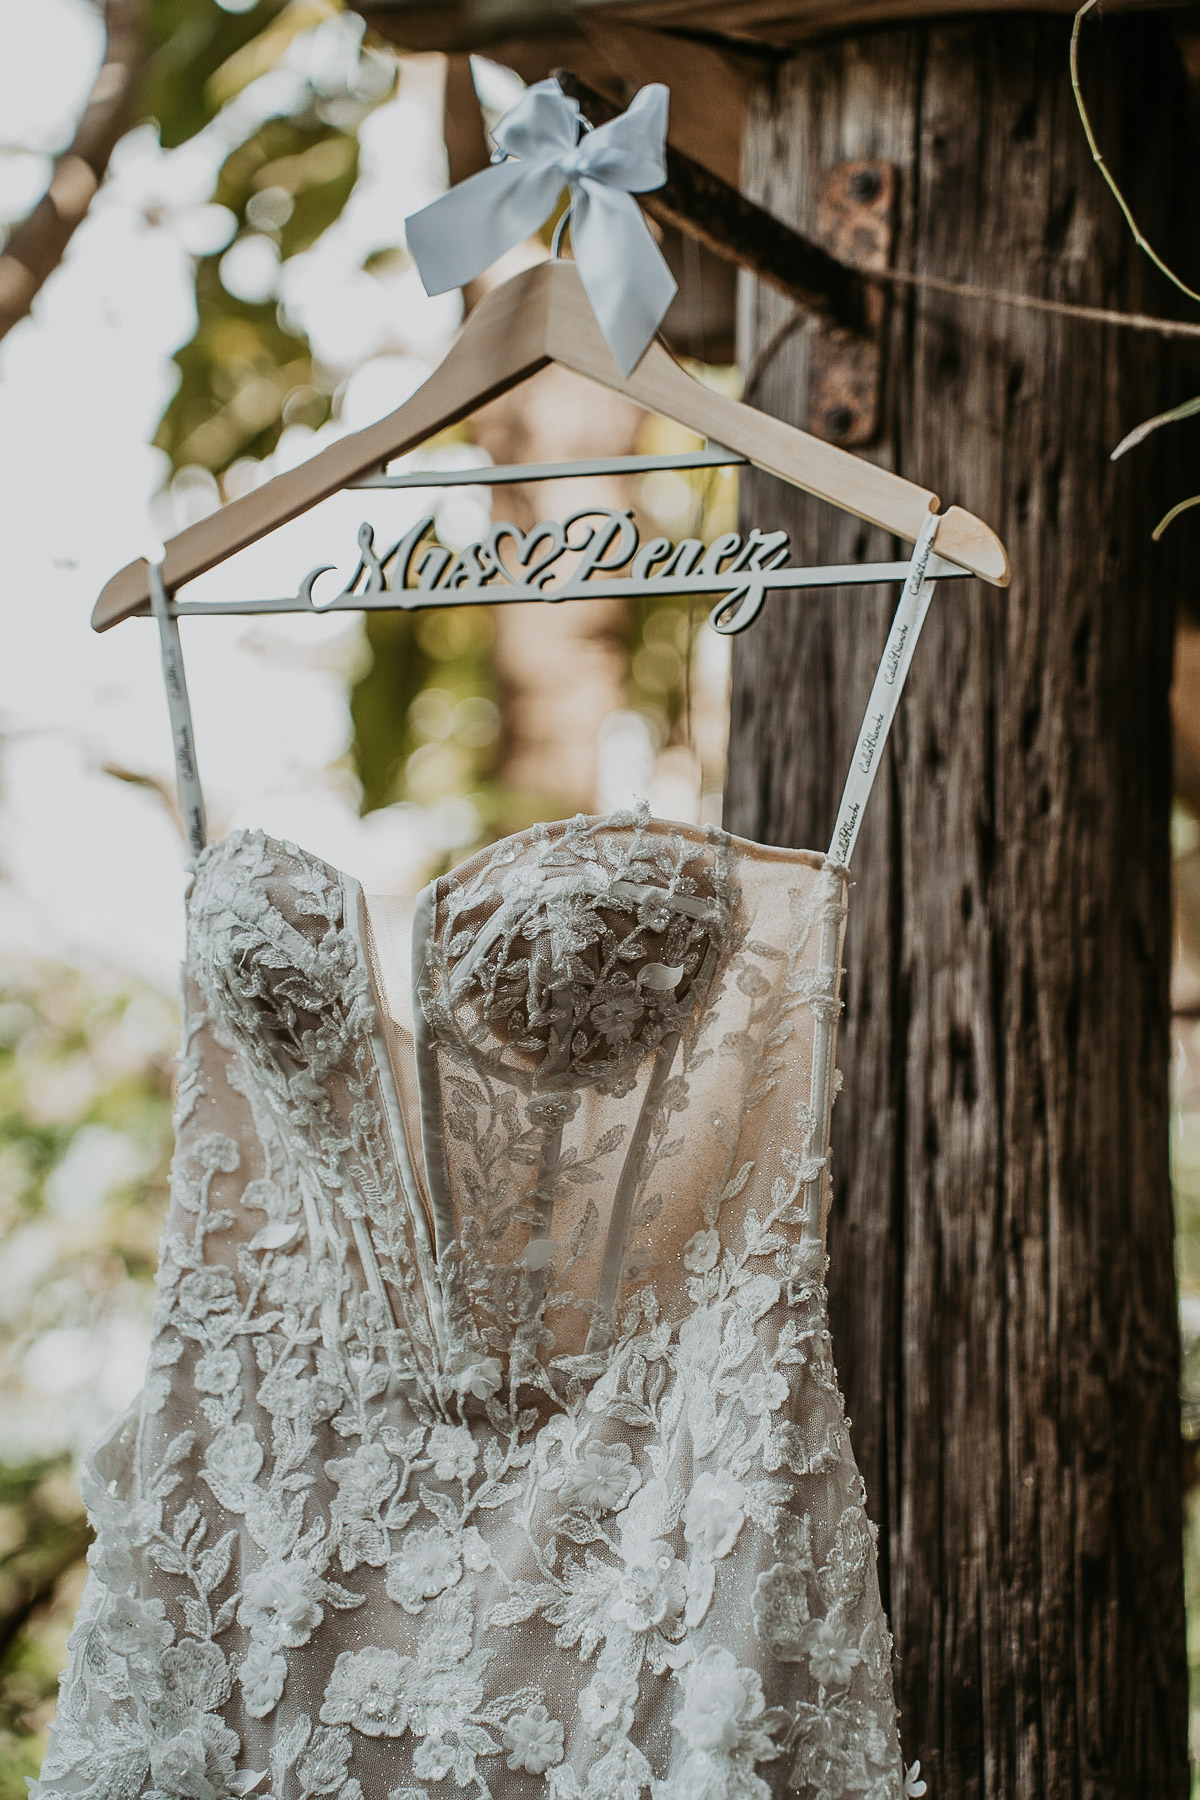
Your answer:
[37,497,953,1800]
[34,805,918,1800]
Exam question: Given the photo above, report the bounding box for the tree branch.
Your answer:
[0,0,146,345]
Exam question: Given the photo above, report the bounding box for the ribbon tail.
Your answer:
[571,182,677,376]
[406,160,566,295]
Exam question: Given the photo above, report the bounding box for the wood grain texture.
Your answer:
[366,0,1168,59]
[571,18,753,185]
[595,0,1168,46]
[726,19,1189,1795]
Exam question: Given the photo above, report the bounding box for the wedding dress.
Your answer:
[36,527,943,1800]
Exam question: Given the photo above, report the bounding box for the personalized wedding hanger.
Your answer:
[96,74,1010,875]
[93,258,1008,634]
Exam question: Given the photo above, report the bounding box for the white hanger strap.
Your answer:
[148,561,207,861]
[828,509,942,867]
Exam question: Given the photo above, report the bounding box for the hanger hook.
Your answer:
[549,200,574,261]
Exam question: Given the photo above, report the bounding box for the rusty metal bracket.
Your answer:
[808,161,895,448]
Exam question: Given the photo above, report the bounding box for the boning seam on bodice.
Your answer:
[516,975,576,1329]
[342,873,450,1359]
[584,1029,679,1355]
[409,880,460,1268]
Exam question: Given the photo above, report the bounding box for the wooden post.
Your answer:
[726,18,1189,1795]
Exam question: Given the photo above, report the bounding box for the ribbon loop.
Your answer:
[405,78,677,376]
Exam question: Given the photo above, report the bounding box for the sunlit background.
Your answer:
[1,0,1199,1790]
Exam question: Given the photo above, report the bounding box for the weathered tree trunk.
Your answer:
[726,19,1189,1796]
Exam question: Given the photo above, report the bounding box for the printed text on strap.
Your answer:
[828,509,942,867]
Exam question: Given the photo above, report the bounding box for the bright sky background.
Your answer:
[0,1,531,992]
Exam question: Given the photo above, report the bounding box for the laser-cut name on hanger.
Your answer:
[297,509,793,635]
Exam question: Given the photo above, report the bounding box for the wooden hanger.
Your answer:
[92,258,1008,631]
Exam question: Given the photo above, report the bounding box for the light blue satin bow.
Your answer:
[405,78,677,376]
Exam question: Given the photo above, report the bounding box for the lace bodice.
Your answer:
[35,808,916,1800]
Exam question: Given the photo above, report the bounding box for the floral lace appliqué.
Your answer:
[36,815,911,1800]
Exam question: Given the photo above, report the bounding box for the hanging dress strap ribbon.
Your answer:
[828,508,942,867]
[149,560,208,860]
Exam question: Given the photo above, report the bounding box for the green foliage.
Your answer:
[626,596,695,731]
[156,265,320,474]
[0,1458,90,1795]
[153,30,397,477]
[0,965,176,1780]
[350,596,502,825]
[142,0,292,149]
[143,0,397,483]
[155,103,365,472]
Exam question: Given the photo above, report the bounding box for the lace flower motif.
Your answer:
[386,1526,463,1613]
[326,1442,397,1569]
[579,1659,639,1747]
[683,1471,746,1559]
[807,1619,863,1689]
[192,1131,240,1173]
[100,1594,172,1661]
[321,1646,413,1736]
[427,1423,478,1483]
[740,1368,790,1416]
[160,1638,230,1714]
[237,1559,325,1650]
[447,1352,503,1402]
[612,1543,687,1635]
[503,1703,565,1773]
[194,1347,240,1394]
[177,1267,238,1320]
[682,1228,721,1274]
[559,1441,641,1513]
[149,1716,242,1799]
[239,1641,286,1719]
[671,1643,778,1762]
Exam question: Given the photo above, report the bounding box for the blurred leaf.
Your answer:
[142,0,292,148]
[268,134,359,257]
[207,0,344,109]
[1112,394,1200,461]
[349,591,498,816]
[152,19,399,483]
[155,108,364,473]
[350,612,435,813]
[154,263,319,472]
[1153,493,1200,541]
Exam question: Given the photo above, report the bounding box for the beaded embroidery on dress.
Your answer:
[36,807,915,1800]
